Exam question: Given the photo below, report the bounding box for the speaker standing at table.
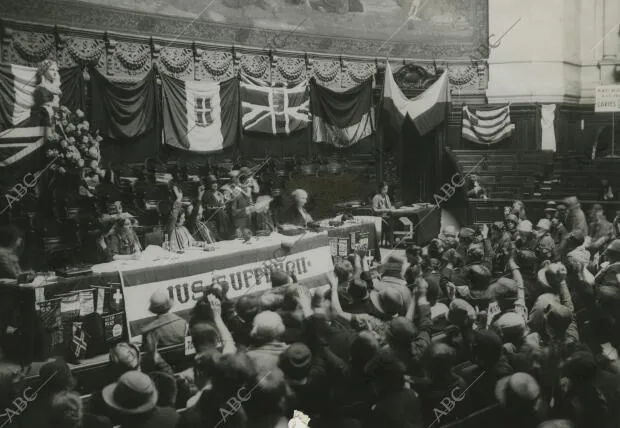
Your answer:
[372,182,394,246]
[282,189,313,228]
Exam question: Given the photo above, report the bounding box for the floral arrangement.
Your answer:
[45,106,103,176]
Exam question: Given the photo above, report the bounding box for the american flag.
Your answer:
[71,322,88,359]
[240,74,310,135]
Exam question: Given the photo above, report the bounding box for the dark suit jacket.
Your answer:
[281,206,312,228]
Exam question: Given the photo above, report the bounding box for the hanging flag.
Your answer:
[160,73,238,152]
[461,104,516,145]
[71,322,88,359]
[382,62,450,135]
[240,74,310,135]
[60,293,80,320]
[0,63,38,130]
[37,298,63,347]
[109,286,125,313]
[79,290,95,316]
[90,68,159,140]
[310,78,374,147]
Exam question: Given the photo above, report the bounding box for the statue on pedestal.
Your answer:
[33,59,61,126]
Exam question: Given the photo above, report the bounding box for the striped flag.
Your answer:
[461,105,516,145]
[161,73,239,153]
[382,62,450,135]
[311,78,374,147]
[240,74,310,135]
[0,63,37,130]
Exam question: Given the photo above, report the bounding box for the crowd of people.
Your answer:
[3,194,620,428]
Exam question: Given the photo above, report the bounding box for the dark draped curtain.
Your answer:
[442,146,469,226]
[60,66,86,114]
[401,117,441,204]
[89,68,160,163]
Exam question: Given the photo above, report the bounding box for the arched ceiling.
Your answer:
[3,0,488,59]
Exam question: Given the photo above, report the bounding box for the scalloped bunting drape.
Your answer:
[89,68,159,140]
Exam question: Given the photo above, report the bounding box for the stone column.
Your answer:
[599,0,620,84]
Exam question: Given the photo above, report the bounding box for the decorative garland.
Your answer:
[277,57,305,82]
[313,60,339,83]
[14,32,54,63]
[116,44,150,71]
[201,51,232,77]
[448,64,476,86]
[67,38,104,66]
[347,62,376,83]
[240,54,269,78]
[160,48,192,74]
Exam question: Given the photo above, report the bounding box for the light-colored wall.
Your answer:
[487,0,619,104]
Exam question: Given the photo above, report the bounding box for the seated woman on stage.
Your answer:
[104,214,142,261]
[186,184,217,244]
[281,189,313,228]
[0,226,23,279]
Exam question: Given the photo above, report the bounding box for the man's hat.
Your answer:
[442,225,458,237]
[537,263,567,290]
[563,196,580,209]
[149,290,173,315]
[370,287,409,318]
[517,220,533,233]
[495,373,540,406]
[544,201,557,213]
[459,227,475,240]
[488,278,519,302]
[102,371,158,415]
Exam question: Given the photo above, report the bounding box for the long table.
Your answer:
[0,231,337,364]
[333,203,440,246]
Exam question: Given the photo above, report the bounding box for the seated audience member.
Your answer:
[282,189,313,229]
[279,343,329,422]
[506,214,520,238]
[587,204,614,254]
[594,239,620,287]
[246,311,289,372]
[426,275,449,331]
[440,225,459,250]
[456,227,475,262]
[101,371,179,428]
[184,350,220,408]
[0,225,23,279]
[494,373,546,428]
[186,184,217,244]
[599,178,615,201]
[179,353,255,428]
[148,371,178,408]
[513,200,528,222]
[378,255,408,286]
[271,268,294,288]
[466,174,488,199]
[557,348,620,428]
[416,343,468,426]
[141,290,187,347]
[563,197,588,236]
[49,390,113,428]
[366,347,424,428]
[543,201,557,220]
[459,330,514,411]
[535,219,556,263]
[242,369,290,428]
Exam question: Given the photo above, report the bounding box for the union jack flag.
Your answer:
[240,74,310,135]
[71,322,88,359]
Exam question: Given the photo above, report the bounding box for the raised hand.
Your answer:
[207,294,222,319]
[172,185,183,201]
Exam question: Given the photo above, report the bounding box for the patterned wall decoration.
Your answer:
[0,19,489,95]
[2,0,488,60]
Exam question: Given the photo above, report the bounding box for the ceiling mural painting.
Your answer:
[2,0,487,59]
